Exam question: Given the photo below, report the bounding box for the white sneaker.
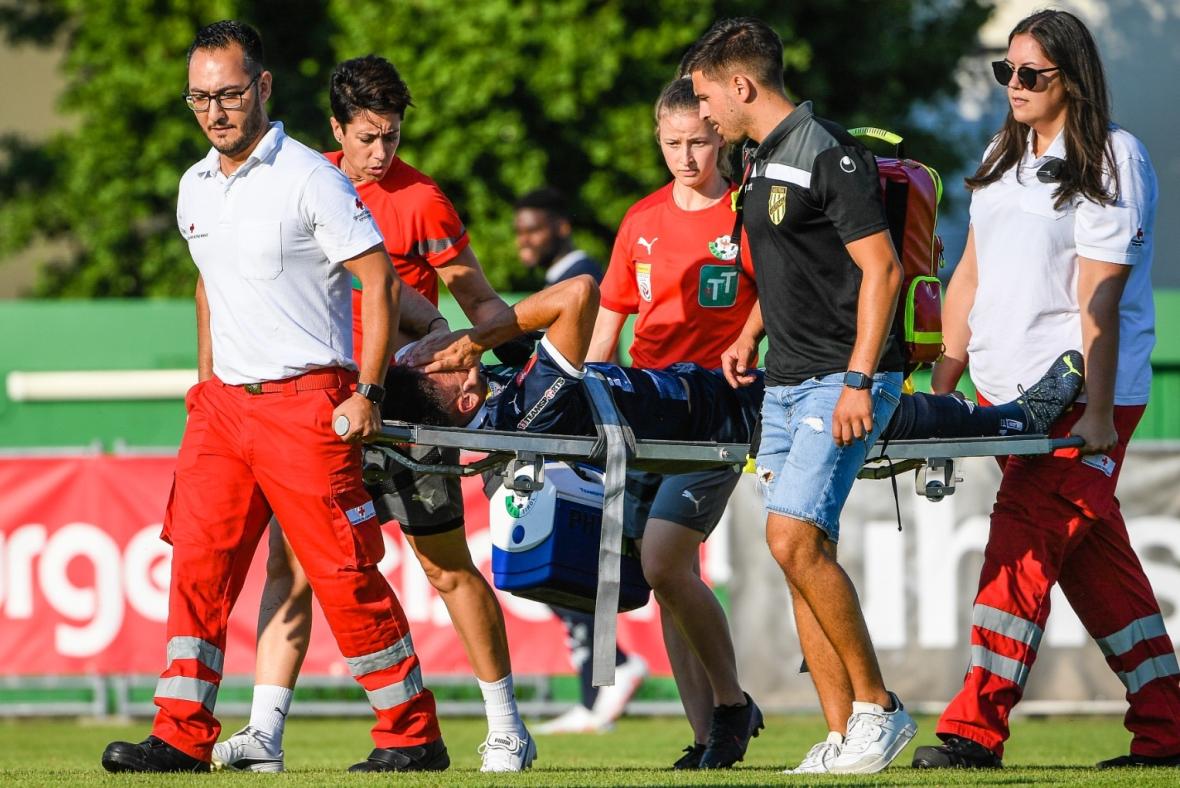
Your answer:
[478,730,537,772]
[590,655,648,723]
[211,726,284,773]
[827,691,917,774]
[534,704,609,734]
[783,731,844,774]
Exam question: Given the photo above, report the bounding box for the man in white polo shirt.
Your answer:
[101,20,446,775]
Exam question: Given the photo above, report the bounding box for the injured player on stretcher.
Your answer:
[387,275,1084,453]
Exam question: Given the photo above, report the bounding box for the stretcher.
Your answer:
[336,375,1083,687]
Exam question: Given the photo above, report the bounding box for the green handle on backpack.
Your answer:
[848,127,904,147]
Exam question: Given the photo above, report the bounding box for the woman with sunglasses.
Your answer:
[911,9,1180,770]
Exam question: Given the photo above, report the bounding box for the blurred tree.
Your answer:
[0,0,336,296]
[0,0,991,296]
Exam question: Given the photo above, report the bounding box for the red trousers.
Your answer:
[938,402,1180,757]
[151,370,440,761]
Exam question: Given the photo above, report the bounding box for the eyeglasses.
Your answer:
[183,74,260,112]
[991,60,1059,90]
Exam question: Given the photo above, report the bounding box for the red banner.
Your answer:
[0,455,679,678]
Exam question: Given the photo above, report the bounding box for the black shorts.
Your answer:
[364,444,465,536]
[623,465,740,540]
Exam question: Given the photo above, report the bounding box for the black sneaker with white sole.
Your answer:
[912,735,1002,769]
[348,738,450,772]
[1015,350,1085,434]
[699,693,764,768]
[101,736,209,773]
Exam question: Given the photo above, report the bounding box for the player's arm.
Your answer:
[931,226,977,395]
[195,275,213,382]
[586,307,627,363]
[408,275,599,372]
[1071,257,1131,454]
[722,299,764,387]
[834,229,902,445]
[338,244,398,441]
[437,246,510,324]
[397,279,448,339]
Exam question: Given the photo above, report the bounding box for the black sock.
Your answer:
[885,393,1030,440]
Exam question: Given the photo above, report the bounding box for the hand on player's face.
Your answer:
[406,328,482,374]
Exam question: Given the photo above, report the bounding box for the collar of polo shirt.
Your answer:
[196,121,285,178]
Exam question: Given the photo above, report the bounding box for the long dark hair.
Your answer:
[966,10,1117,209]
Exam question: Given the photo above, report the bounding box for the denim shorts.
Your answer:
[755,371,902,542]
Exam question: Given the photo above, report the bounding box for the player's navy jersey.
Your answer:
[480,336,762,443]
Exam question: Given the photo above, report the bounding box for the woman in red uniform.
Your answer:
[911,9,1180,770]
[587,78,761,769]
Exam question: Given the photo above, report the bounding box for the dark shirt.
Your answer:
[741,101,904,385]
[477,338,761,443]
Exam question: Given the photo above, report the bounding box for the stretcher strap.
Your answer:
[580,370,635,688]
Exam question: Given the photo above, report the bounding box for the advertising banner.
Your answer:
[0,455,677,678]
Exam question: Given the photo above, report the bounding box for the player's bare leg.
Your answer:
[405,529,511,682]
[788,543,854,733]
[641,519,745,708]
[658,571,716,744]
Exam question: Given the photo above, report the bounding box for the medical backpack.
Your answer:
[849,127,945,373]
[730,125,945,375]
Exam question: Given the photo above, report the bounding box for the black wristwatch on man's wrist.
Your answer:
[355,383,386,405]
[842,371,873,390]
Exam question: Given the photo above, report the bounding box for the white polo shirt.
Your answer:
[177,122,384,384]
[966,126,1156,405]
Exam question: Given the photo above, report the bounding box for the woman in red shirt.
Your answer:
[587,78,760,769]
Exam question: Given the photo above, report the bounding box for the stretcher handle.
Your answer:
[1051,436,1086,449]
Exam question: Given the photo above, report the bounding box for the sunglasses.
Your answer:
[991,60,1060,90]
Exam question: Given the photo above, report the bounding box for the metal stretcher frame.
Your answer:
[360,417,1082,686]
[365,421,1081,473]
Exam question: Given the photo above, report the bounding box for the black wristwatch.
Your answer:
[355,382,386,405]
[843,371,873,390]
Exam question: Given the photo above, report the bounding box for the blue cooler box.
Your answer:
[490,462,651,613]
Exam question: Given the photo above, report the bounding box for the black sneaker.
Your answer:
[1015,350,1085,434]
[699,692,764,768]
[912,735,1002,769]
[347,738,450,772]
[1097,752,1180,768]
[673,742,706,770]
[101,735,210,773]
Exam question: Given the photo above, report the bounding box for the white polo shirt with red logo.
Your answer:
[176,122,384,384]
[967,126,1156,405]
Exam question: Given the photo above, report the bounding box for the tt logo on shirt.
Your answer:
[698,265,739,308]
[768,185,787,225]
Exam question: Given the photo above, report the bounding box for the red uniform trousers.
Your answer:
[151,370,440,761]
[937,402,1180,757]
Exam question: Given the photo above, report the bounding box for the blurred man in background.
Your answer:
[513,187,604,286]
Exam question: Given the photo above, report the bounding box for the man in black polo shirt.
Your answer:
[683,17,915,775]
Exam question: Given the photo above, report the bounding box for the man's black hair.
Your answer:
[187,20,265,75]
[330,55,415,126]
[381,365,454,426]
[513,187,570,220]
[680,17,785,92]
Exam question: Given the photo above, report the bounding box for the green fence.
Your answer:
[3,291,1177,449]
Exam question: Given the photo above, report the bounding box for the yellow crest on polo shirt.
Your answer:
[768,185,787,225]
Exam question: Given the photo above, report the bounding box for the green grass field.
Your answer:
[2,714,1177,786]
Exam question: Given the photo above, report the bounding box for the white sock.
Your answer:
[478,674,526,735]
[248,684,292,754]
